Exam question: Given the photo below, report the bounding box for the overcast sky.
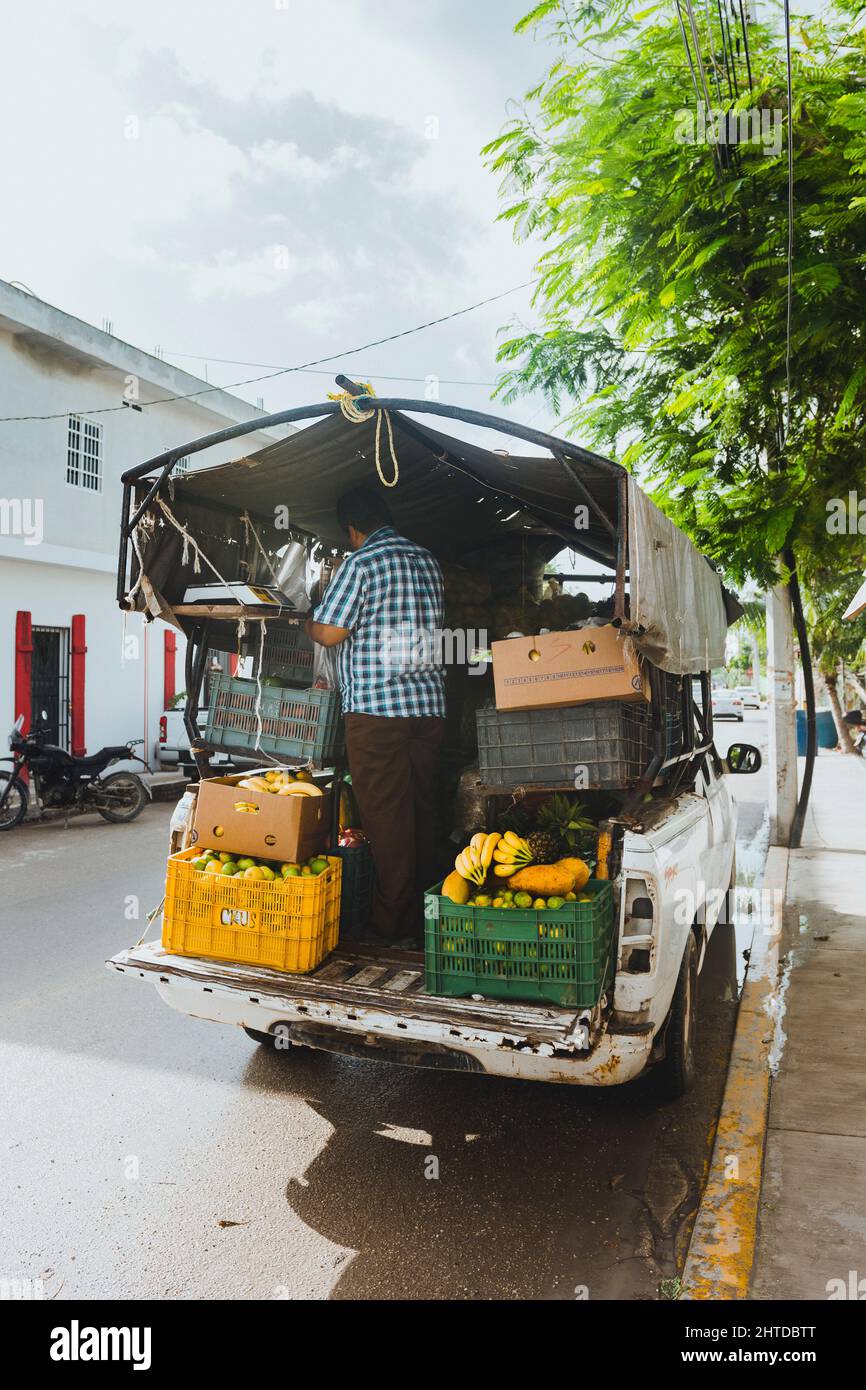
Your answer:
[0,0,557,440]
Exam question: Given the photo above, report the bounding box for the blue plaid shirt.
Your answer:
[313,526,446,717]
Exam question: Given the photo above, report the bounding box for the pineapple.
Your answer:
[536,795,596,859]
[527,830,562,865]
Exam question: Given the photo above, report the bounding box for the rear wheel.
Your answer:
[654,932,698,1101]
[0,773,28,830]
[244,1024,306,1053]
[95,772,148,823]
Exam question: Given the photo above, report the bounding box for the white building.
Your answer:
[0,280,291,761]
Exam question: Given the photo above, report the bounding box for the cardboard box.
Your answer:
[491,625,648,712]
[189,769,330,863]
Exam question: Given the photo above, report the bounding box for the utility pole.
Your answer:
[766,583,797,844]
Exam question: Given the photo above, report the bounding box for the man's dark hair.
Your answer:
[336,485,393,537]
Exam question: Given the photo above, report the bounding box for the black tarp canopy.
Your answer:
[147,409,623,565]
[121,399,735,674]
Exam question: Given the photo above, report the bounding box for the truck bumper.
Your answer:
[110,945,654,1086]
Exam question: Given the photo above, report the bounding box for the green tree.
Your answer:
[483,1,866,594]
[799,558,866,749]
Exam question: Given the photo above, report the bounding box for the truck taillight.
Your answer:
[159,716,167,744]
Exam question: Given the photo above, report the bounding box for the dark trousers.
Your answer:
[343,713,446,941]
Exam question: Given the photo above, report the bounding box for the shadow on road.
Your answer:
[235,922,739,1301]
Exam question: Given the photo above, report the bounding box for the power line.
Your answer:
[160,354,497,388]
[0,278,537,424]
[736,0,754,93]
[783,0,794,441]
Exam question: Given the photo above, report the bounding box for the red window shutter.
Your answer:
[14,611,33,734]
[229,653,239,676]
[71,615,87,756]
[164,630,177,710]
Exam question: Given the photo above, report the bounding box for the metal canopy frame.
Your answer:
[116,385,713,790]
[116,392,627,606]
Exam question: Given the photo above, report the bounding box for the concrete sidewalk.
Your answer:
[750,752,866,1299]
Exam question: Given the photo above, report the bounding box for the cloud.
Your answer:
[119,50,464,314]
[188,245,341,301]
[0,0,549,434]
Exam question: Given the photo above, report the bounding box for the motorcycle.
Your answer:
[0,714,151,831]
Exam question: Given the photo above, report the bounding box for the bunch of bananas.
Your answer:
[493,831,534,878]
[455,831,501,886]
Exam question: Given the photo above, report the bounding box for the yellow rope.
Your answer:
[327,382,400,487]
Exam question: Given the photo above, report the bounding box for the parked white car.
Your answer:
[156,708,207,772]
[711,689,744,721]
[734,686,761,709]
[156,708,241,776]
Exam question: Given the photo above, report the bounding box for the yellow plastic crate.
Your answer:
[162,848,341,973]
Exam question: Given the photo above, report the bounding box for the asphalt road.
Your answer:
[0,716,769,1301]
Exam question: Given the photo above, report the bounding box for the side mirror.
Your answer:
[726,742,762,774]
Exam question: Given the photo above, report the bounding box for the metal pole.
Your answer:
[766,583,798,845]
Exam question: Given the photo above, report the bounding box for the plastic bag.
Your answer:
[275,541,310,611]
[313,643,338,690]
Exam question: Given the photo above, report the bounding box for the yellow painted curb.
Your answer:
[680,845,789,1300]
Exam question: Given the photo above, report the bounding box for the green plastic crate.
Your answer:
[332,841,374,938]
[423,878,616,1009]
[204,674,343,763]
[242,624,315,687]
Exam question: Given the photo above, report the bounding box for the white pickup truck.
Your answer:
[107,740,760,1099]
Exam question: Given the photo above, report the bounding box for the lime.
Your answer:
[308,856,329,875]
[258,865,276,881]
[237,857,256,871]
[205,861,222,875]
[191,857,209,873]
[243,866,265,880]
[221,861,239,876]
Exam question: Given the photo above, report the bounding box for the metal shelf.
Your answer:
[476,780,584,796]
[171,603,307,621]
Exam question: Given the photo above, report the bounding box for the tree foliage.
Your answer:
[484,1,866,593]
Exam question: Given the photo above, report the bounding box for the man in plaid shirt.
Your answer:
[305,486,446,944]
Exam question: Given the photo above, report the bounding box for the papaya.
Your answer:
[508,864,576,898]
[442,870,471,905]
[555,857,591,891]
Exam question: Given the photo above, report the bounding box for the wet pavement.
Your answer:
[0,717,769,1300]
